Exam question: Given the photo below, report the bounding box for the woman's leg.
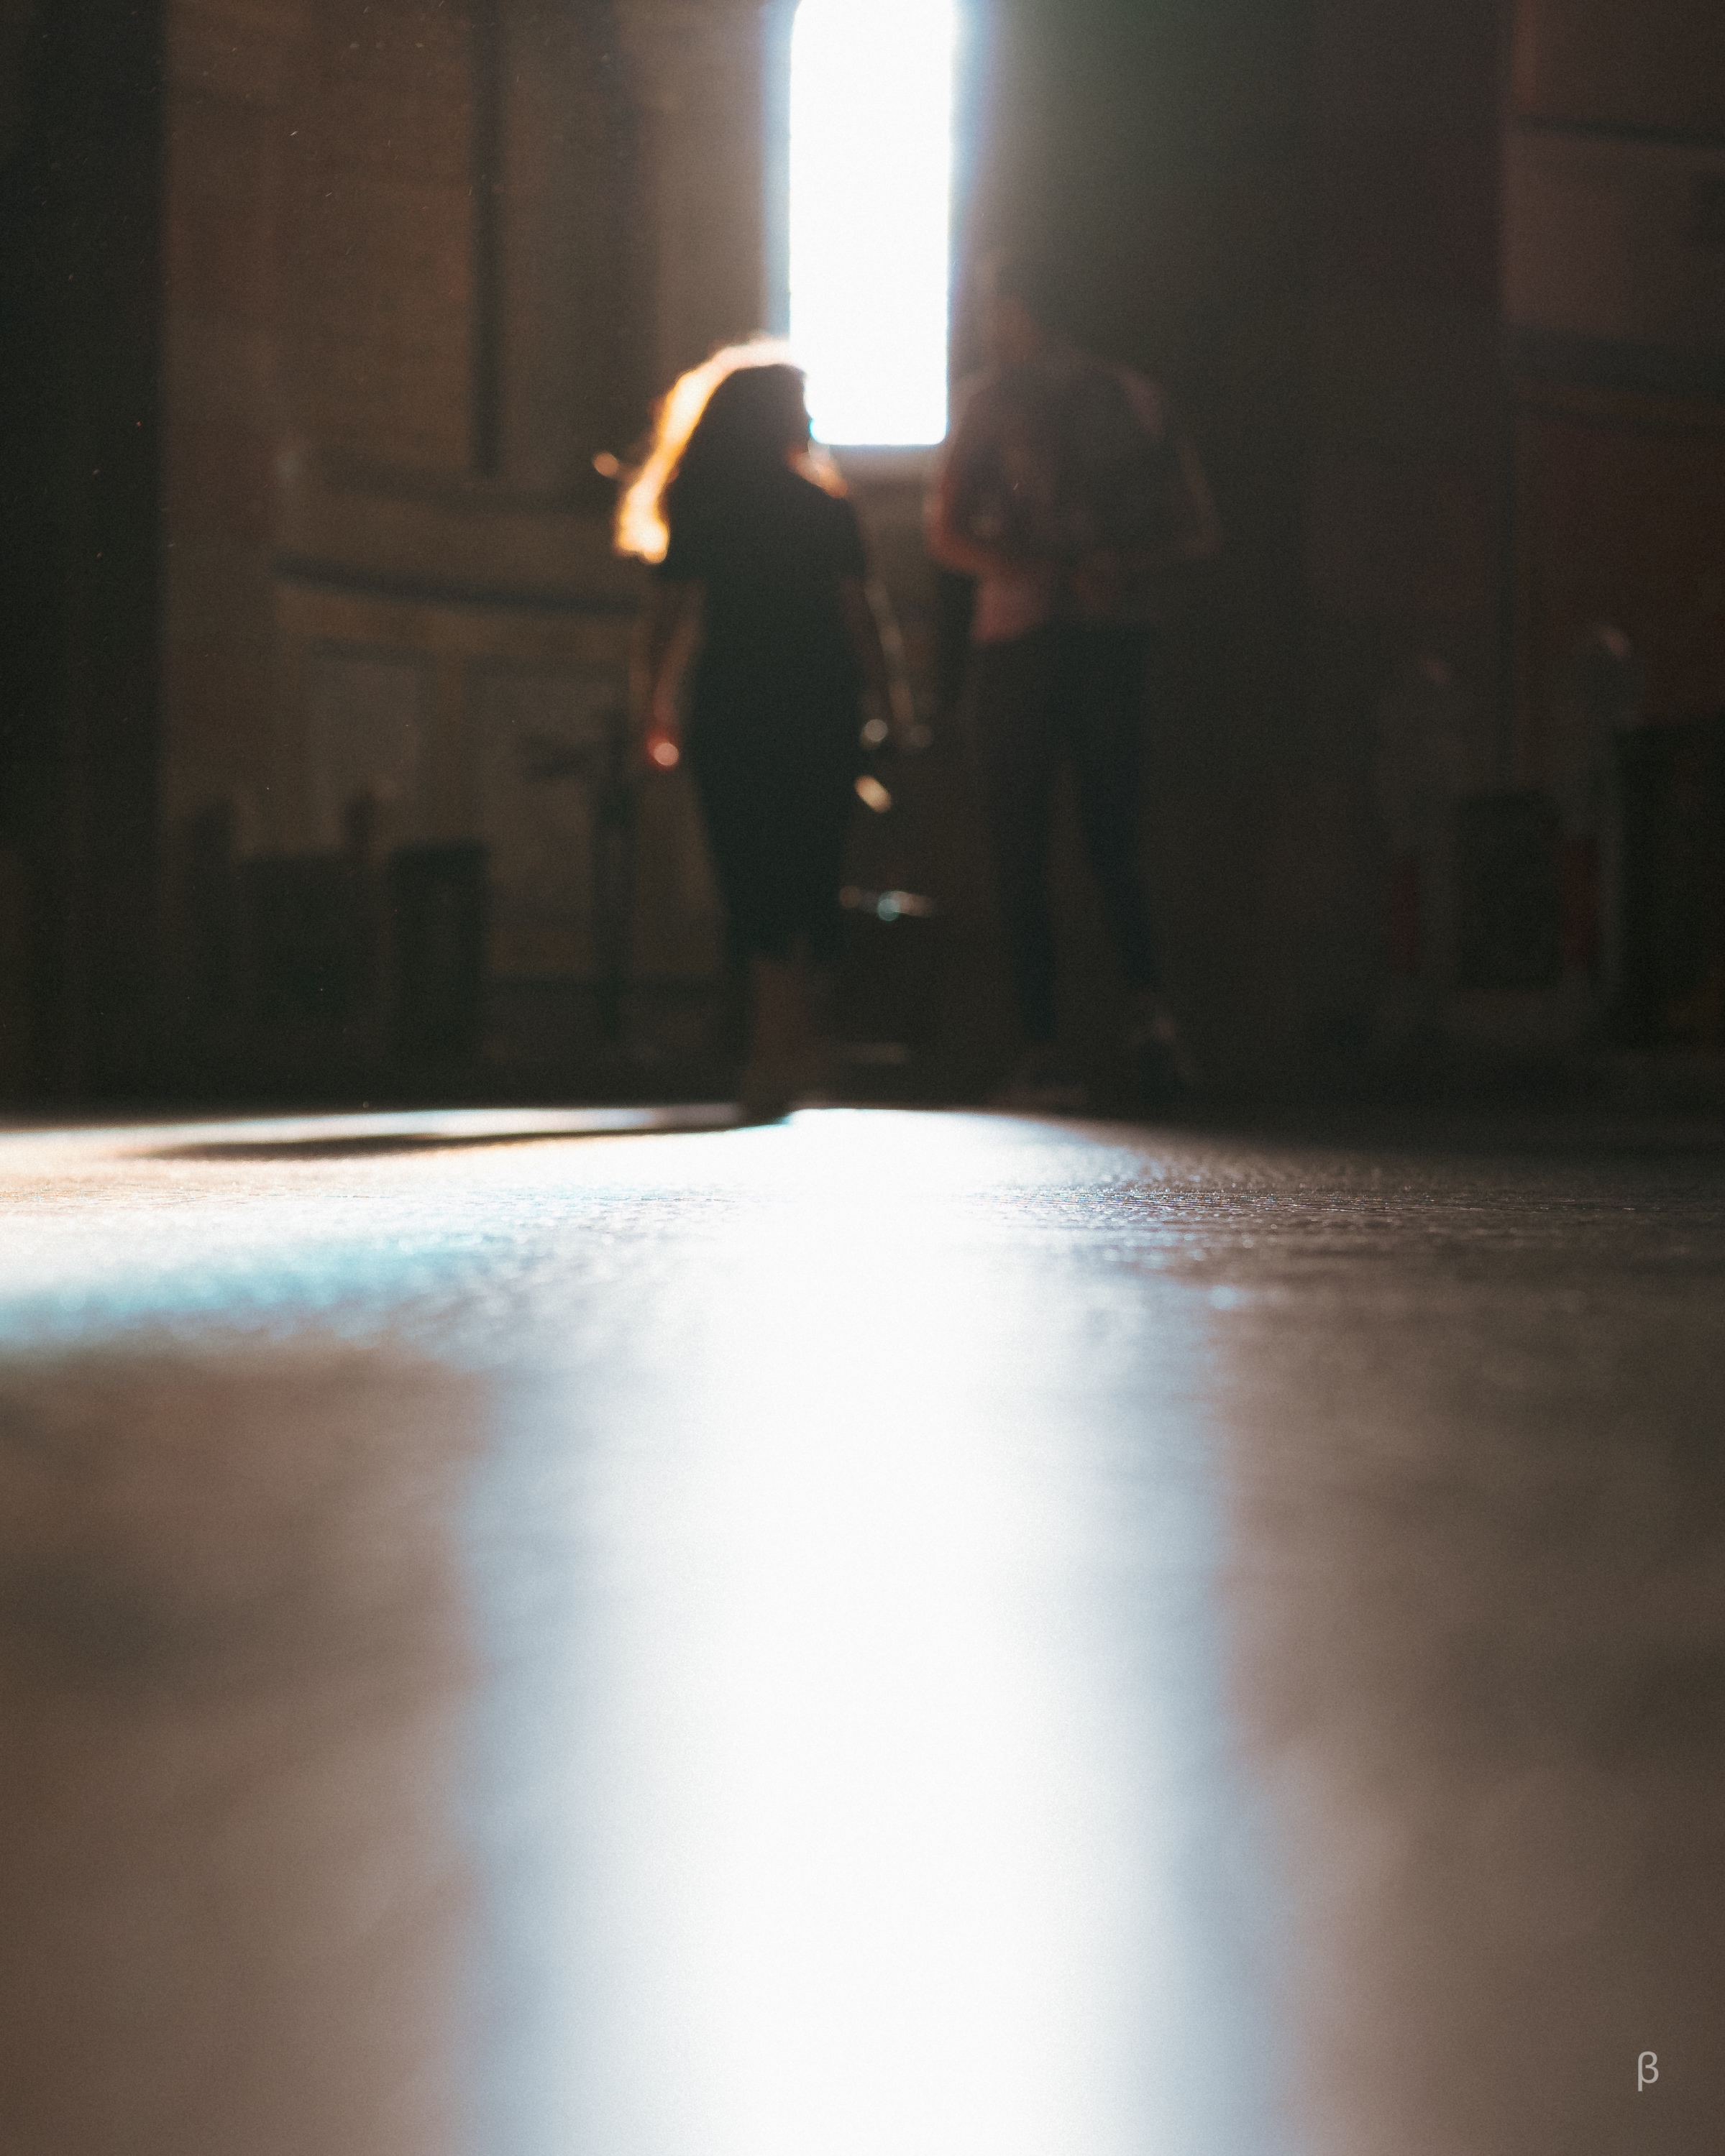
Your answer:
[749,948,813,1065]
[1069,628,1161,995]
[973,628,1062,1043]
[739,940,840,1116]
[690,725,851,1110]
[690,752,781,1105]
[743,751,855,1094]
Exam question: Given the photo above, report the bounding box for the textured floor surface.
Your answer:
[0,1104,1720,2156]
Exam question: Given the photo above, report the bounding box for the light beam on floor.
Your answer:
[575,1117,1194,2156]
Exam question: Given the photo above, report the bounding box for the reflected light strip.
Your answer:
[599,1127,1148,2156]
[790,0,956,446]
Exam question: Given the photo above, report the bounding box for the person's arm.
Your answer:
[631,579,703,766]
[925,454,1021,582]
[924,387,1061,587]
[840,577,918,747]
[1165,431,1222,563]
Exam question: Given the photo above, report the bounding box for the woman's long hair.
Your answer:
[614,340,843,563]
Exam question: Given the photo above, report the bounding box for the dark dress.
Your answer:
[656,464,867,965]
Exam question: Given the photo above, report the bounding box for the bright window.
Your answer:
[789,0,957,447]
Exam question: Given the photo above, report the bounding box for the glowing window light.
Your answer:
[790,0,956,446]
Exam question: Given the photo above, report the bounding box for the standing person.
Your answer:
[928,254,1222,1111]
[618,347,912,1119]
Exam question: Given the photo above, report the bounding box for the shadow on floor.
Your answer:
[147,1104,743,1162]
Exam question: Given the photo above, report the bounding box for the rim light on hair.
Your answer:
[615,339,844,564]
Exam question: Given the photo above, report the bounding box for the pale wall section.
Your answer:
[1502,0,1725,1053]
[1505,12,1725,738]
[163,0,299,853]
[1506,0,1725,752]
[161,0,770,1076]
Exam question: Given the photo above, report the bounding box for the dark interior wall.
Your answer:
[1304,0,1511,1058]
[1504,0,1725,1054]
[0,1,163,1098]
[959,0,1321,1081]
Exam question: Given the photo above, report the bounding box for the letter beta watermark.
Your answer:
[1637,2052,1659,2091]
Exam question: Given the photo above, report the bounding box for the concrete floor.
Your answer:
[0,1104,1720,2155]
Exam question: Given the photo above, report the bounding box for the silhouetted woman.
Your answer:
[618,347,910,1116]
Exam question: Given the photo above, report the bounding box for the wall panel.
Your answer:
[284,0,477,474]
[1513,0,1725,136]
